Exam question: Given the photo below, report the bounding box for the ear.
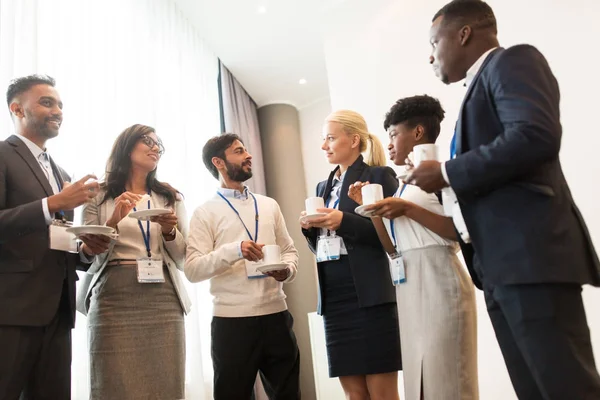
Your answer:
[459,25,472,46]
[414,125,426,141]
[350,134,361,149]
[212,156,225,171]
[9,101,24,119]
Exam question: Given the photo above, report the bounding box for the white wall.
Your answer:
[304,0,600,399]
[299,97,333,197]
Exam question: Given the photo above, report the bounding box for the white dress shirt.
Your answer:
[321,171,348,255]
[15,135,60,224]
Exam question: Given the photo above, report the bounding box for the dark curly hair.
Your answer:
[383,95,445,143]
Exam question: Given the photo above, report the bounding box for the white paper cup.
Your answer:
[361,184,383,206]
[263,245,281,265]
[413,144,439,167]
[305,197,325,215]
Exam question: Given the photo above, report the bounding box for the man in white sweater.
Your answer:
[185,133,300,400]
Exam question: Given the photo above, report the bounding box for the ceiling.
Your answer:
[173,0,340,110]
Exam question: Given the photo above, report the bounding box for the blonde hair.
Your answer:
[325,110,386,167]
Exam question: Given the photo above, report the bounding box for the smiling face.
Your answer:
[10,83,63,141]
[130,131,163,172]
[321,121,360,166]
[221,139,253,182]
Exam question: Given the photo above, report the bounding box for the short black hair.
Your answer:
[383,95,445,143]
[202,133,243,180]
[6,74,56,106]
[433,0,497,33]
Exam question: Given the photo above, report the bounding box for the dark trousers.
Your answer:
[211,310,300,400]
[484,283,600,399]
[0,285,72,400]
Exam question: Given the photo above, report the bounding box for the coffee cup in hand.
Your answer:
[413,144,439,167]
[262,245,281,265]
[305,197,325,215]
[361,184,384,206]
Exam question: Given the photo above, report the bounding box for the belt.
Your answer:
[107,259,138,267]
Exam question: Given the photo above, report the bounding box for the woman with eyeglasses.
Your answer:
[76,124,191,399]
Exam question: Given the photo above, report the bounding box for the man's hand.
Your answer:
[265,268,290,282]
[241,241,264,262]
[405,160,448,193]
[47,174,99,213]
[80,234,111,256]
[309,208,344,231]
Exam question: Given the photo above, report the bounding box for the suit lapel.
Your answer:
[455,48,503,155]
[320,167,338,202]
[339,156,365,210]
[7,135,54,197]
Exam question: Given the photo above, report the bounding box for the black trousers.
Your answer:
[0,283,72,400]
[484,283,600,400]
[211,310,300,400]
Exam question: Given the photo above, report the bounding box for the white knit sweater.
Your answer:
[185,191,298,317]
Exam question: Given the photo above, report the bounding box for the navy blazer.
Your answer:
[302,155,399,314]
[0,135,84,328]
[446,45,600,288]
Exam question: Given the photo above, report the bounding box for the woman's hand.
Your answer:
[309,208,343,231]
[348,181,370,205]
[299,211,313,230]
[365,197,413,220]
[106,192,142,228]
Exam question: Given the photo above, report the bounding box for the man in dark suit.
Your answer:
[407,1,600,398]
[0,75,106,400]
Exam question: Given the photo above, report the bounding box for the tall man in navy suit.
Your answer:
[407,0,600,398]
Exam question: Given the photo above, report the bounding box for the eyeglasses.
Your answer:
[140,135,165,156]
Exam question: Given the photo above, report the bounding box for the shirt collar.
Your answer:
[465,47,498,88]
[218,186,249,200]
[333,171,346,185]
[15,134,46,160]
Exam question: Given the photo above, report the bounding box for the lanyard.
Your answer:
[450,131,457,159]
[217,191,259,242]
[48,157,65,218]
[134,193,152,257]
[389,183,408,250]
[326,197,340,209]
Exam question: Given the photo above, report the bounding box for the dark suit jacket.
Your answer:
[446,45,600,288]
[302,155,399,314]
[0,135,82,328]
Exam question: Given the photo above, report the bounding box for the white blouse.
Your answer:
[384,183,458,253]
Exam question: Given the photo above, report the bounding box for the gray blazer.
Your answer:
[76,189,192,315]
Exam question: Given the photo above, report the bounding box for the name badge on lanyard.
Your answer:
[135,194,165,283]
[388,183,408,285]
[316,195,342,263]
[217,191,266,279]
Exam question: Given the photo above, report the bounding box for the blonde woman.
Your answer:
[350,96,478,400]
[300,110,402,400]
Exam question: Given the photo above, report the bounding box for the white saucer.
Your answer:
[129,208,172,221]
[301,212,327,223]
[256,263,288,273]
[355,204,376,218]
[397,171,409,180]
[66,225,116,238]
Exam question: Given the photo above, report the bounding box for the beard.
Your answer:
[225,159,253,182]
[25,109,59,139]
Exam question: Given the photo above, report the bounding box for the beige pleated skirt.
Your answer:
[87,265,185,400]
[397,245,478,400]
